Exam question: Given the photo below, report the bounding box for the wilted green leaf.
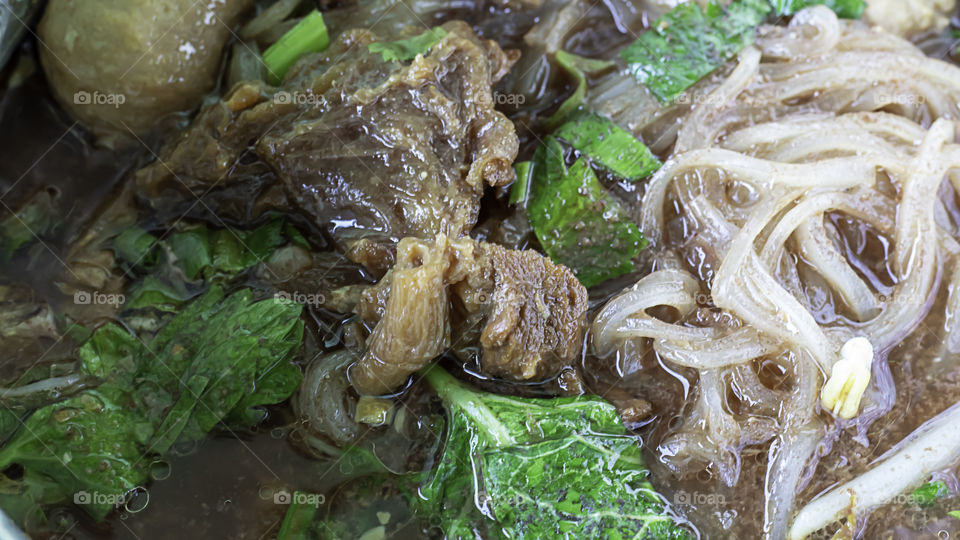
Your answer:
[553,110,661,181]
[913,480,949,508]
[0,287,305,522]
[415,367,691,539]
[125,275,192,312]
[114,227,159,268]
[0,192,58,262]
[548,51,615,127]
[169,228,211,280]
[621,0,770,102]
[526,137,646,287]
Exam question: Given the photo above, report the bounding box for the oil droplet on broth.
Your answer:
[150,459,172,480]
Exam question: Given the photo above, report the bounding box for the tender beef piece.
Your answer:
[452,241,588,379]
[349,235,588,395]
[348,237,454,395]
[136,80,282,191]
[136,22,519,271]
[38,0,253,145]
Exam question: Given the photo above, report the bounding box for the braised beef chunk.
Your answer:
[134,79,280,193]
[136,21,519,270]
[463,241,588,379]
[349,235,588,395]
[349,236,454,395]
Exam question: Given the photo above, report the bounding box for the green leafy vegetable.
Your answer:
[0,192,58,262]
[549,51,614,127]
[142,287,304,449]
[526,136,646,287]
[912,480,950,508]
[520,111,656,286]
[0,386,152,521]
[621,0,771,103]
[0,287,304,521]
[0,469,68,528]
[369,27,447,62]
[224,300,305,429]
[415,366,690,539]
[168,228,211,280]
[773,0,865,18]
[283,221,310,249]
[951,510,960,520]
[125,275,192,311]
[0,409,24,443]
[209,219,286,275]
[262,10,330,85]
[124,218,295,312]
[283,368,687,537]
[509,160,533,206]
[75,322,141,381]
[113,227,159,268]
[169,219,289,280]
[553,110,662,181]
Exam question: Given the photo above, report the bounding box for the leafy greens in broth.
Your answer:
[3,0,960,539]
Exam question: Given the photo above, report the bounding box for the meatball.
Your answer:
[38,0,252,144]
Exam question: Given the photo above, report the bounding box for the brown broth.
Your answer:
[6,3,960,539]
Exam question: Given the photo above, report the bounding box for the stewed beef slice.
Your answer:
[136,21,518,271]
[349,235,588,395]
